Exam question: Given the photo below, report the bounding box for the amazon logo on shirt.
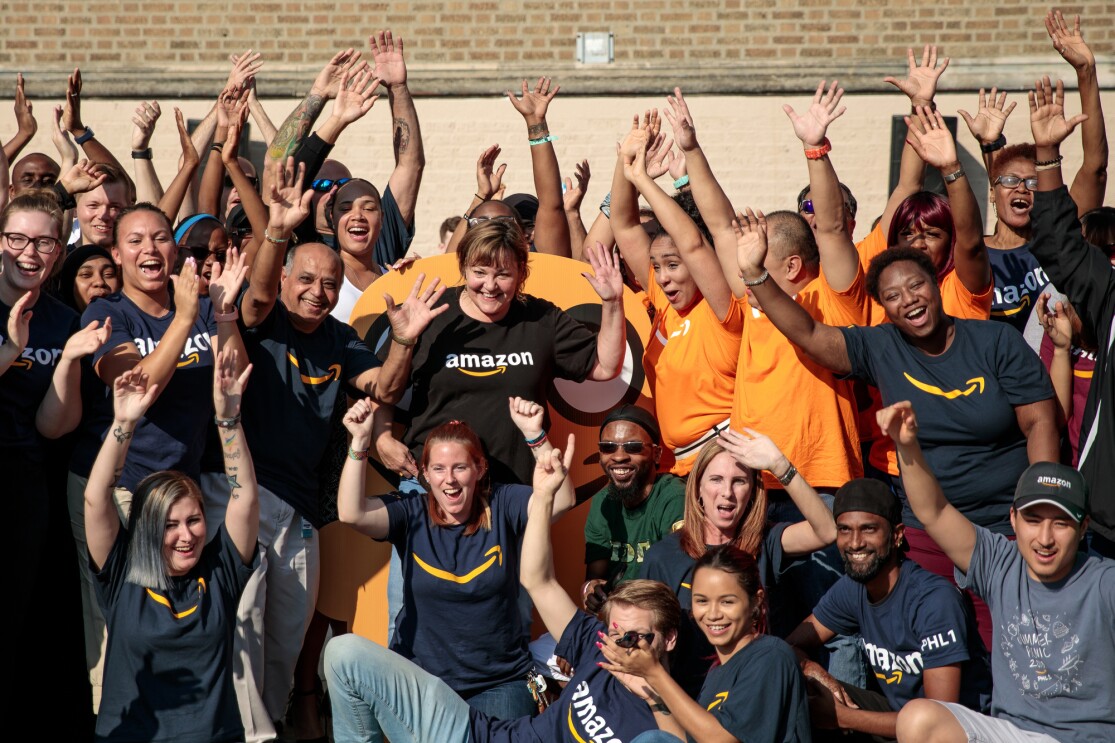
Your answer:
[444,351,536,377]
[992,265,1049,317]
[4,344,64,369]
[134,333,211,367]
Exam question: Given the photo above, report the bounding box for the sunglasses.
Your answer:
[598,441,649,455]
[613,630,655,649]
[311,177,352,192]
[994,175,1039,191]
[467,215,518,228]
[224,174,260,191]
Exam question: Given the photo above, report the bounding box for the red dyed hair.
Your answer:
[887,191,956,281]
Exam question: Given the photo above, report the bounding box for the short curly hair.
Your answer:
[866,247,938,303]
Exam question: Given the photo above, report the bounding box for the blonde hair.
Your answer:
[1,191,68,277]
[125,471,205,591]
[678,441,768,560]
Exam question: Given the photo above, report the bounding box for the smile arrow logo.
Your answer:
[413,545,503,584]
[903,373,985,399]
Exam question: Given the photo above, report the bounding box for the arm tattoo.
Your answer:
[527,122,549,139]
[111,467,123,487]
[227,473,241,491]
[393,118,410,157]
[222,431,238,446]
[112,425,133,444]
[267,93,325,161]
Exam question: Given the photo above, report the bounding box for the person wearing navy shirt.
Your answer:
[325,432,687,742]
[788,479,990,742]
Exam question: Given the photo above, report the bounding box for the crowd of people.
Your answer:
[3,9,1114,743]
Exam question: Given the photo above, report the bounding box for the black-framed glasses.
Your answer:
[598,440,649,455]
[2,231,61,254]
[613,630,655,648]
[311,177,352,193]
[995,175,1038,191]
[224,174,260,191]
[467,215,517,228]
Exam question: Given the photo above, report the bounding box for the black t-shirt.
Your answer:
[384,483,533,695]
[93,525,257,743]
[695,634,812,743]
[73,293,218,489]
[0,291,78,459]
[841,319,1052,532]
[402,287,597,485]
[237,298,380,526]
[473,610,660,743]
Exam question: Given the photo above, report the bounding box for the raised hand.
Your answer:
[226,49,263,91]
[1036,293,1075,351]
[330,66,382,125]
[343,397,376,440]
[877,401,919,447]
[509,396,545,438]
[783,80,846,147]
[13,73,36,138]
[733,208,769,279]
[213,347,251,420]
[532,434,574,498]
[582,242,623,303]
[62,68,85,135]
[669,149,688,182]
[310,48,368,99]
[221,95,251,166]
[957,87,1016,146]
[112,368,159,425]
[62,318,111,361]
[1028,75,1088,148]
[476,144,507,200]
[883,45,950,106]
[623,141,650,184]
[384,273,449,342]
[174,107,200,167]
[131,101,161,150]
[904,106,959,170]
[507,77,560,125]
[1046,10,1094,71]
[369,30,407,87]
[563,159,590,212]
[267,157,313,231]
[208,246,249,314]
[597,630,662,680]
[216,85,241,129]
[170,256,201,323]
[60,159,107,196]
[5,291,35,353]
[717,427,790,474]
[50,106,79,167]
[644,133,677,180]
[664,87,698,152]
[618,111,655,163]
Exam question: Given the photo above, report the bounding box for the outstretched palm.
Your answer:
[370,30,407,86]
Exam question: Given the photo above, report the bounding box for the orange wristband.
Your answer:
[804,138,832,160]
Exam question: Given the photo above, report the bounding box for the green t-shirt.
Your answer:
[583,474,686,585]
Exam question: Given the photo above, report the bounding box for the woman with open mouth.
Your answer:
[336,396,576,719]
[640,431,836,697]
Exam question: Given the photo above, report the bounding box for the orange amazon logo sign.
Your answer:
[287,352,341,385]
[412,545,503,584]
[903,373,985,399]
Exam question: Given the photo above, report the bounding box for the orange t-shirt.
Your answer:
[732,268,870,491]
[645,274,744,476]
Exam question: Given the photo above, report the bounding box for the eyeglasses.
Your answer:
[467,215,517,228]
[613,630,655,648]
[311,177,352,193]
[798,199,815,215]
[224,174,260,191]
[994,175,1039,191]
[2,231,61,254]
[598,441,649,455]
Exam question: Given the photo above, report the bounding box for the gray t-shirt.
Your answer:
[956,526,1115,743]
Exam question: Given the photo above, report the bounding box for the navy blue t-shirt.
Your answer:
[74,292,218,490]
[0,292,78,459]
[238,297,380,527]
[841,319,1052,533]
[813,559,991,712]
[383,483,533,696]
[696,634,812,743]
[93,525,257,743]
[987,242,1049,334]
[474,610,659,743]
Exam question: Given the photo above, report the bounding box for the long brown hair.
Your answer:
[678,441,767,560]
[419,420,492,536]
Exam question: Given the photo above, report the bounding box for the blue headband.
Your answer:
[174,213,219,244]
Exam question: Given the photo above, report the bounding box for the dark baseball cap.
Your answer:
[600,405,660,445]
[1013,462,1088,522]
[833,479,902,525]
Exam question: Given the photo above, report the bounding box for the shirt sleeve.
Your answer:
[584,496,612,565]
[372,186,416,269]
[553,610,602,668]
[992,324,1054,405]
[838,324,878,386]
[549,302,599,382]
[383,492,415,545]
[820,263,871,326]
[87,300,132,367]
[496,483,533,532]
[811,577,862,637]
[656,481,686,535]
[954,526,1016,607]
[341,324,383,384]
[210,525,260,612]
[91,529,129,610]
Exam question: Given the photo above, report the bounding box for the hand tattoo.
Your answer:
[112,425,133,443]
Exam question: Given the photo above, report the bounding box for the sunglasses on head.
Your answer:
[613,630,655,649]
[311,177,352,192]
[994,175,1039,191]
[598,441,649,455]
[467,215,518,228]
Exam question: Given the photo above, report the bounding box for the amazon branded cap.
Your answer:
[1013,462,1088,523]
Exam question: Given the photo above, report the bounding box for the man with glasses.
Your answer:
[796,182,858,238]
[583,405,685,609]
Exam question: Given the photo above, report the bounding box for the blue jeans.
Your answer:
[631,733,684,743]
[463,677,537,720]
[325,634,473,743]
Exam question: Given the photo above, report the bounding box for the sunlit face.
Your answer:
[1010,504,1085,584]
[877,261,944,340]
[422,441,485,525]
[895,221,951,273]
[698,452,754,544]
[0,210,62,294]
[77,182,128,247]
[73,255,119,310]
[650,235,699,312]
[599,420,658,507]
[836,512,902,583]
[280,244,341,332]
[993,158,1037,231]
[691,567,761,656]
[163,495,207,577]
[10,154,60,196]
[112,210,176,295]
[463,261,521,321]
[336,193,383,258]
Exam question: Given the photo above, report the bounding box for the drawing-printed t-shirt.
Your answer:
[384,483,533,696]
[956,526,1115,743]
[841,319,1052,533]
[584,474,686,585]
[75,292,217,490]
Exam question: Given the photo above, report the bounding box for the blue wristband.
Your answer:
[74,126,95,145]
[673,175,690,189]
[528,134,558,146]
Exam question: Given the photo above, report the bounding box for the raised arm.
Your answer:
[35,318,111,439]
[905,106,990,295]
[1036,294,1076,427]
[62,68,130,179]
[520,439,578,642]
[49,105,79,175]
[370,31,425,227]
[1046,10,1107,214]
[734,209,852,374]
[563,159,590,260]
[958,87,1016,178]
[610,113,656,283]
[719,427,836,554]
[581,241,626,381]
[445,144,507,254]
[221,95,270,269]
[84,369,159,570]
[337,398,391,538]
[782,80,858,292]
[198,88,239,218]
[130,101,164,204]
[213,348,259,565]
[3,73,37,163]
[880,401,975,573]
[227,50,275,144]
[509,397,576,520]
[507,77,570,256]
[156,109,202,222]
